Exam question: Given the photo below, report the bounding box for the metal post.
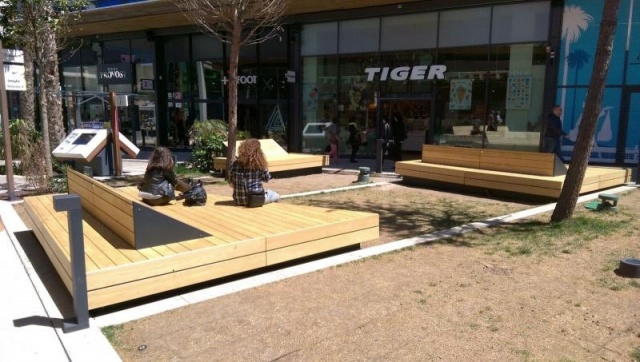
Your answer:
[53,194,89,333]
[375,139,383,174]
[0,38,16,201]
[110,92,122,176]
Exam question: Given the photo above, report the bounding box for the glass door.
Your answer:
[376,98,434,152]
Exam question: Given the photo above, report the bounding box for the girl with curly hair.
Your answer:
[228,139,280,206]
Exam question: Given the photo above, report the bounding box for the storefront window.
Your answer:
[437,43,546,152]
[337,53,377,154]
[302,56,338,153]
[381,13,437,51]
[301,22,338,56]
[439,7,491,48]
[339,18,379,54]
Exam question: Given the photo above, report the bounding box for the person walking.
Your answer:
[390,112,407,162]
[543,105,567,162]
[347,123,361,163]
[228,139,280,206]
[324,117,340,164]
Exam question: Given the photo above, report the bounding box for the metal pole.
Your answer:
[109,92,122,176]
[53,194,89,333]
[0,38,16,201]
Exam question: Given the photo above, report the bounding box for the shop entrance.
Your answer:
[375,97,435,153]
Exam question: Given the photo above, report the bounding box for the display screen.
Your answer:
[72,133,97,145]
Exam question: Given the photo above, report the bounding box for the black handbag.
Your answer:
[247,189,266,208]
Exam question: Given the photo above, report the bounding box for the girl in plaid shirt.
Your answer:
[228,139,280,206]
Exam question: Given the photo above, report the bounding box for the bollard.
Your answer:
[354,167,370,184]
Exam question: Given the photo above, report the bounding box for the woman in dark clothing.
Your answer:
[347,123,361,163]
[137,146,190,206]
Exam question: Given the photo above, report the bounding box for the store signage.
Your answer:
[2,49,24,64]
[285,70,296,83]
[222,75,257,85]
[140,78,154,90]
[97,63,132,85]
[3,64,26,91]
[364,65,447,82]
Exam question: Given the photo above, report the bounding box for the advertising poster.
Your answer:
[506,76,532,109]
[449,79,472,110]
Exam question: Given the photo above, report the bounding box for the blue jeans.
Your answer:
[264,189,280,204]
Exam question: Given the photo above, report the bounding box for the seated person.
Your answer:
[228,138,280,206]
[138,146,190,206]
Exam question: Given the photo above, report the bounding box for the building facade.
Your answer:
[56,0,639,165]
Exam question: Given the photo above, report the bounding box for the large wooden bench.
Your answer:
[66,169,209,249]
[418,144,564,176]
[213,139,329,175]
[22,171,379,309]
[396,145,631,198]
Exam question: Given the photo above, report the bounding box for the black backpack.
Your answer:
[183,179,207,206]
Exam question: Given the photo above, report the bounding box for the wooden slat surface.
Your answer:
[396,159,631,198]
[214,139,328,172]
[67,169,136,247]
[24,184,379,309]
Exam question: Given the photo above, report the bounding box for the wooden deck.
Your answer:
[23,188,379,309]
[396,160,632,198]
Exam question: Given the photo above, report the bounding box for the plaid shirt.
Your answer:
[229,161,272,206]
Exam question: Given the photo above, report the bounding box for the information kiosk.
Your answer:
[53,128,139,176]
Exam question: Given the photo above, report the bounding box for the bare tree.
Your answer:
[551,0,621,222]
[1,0,88,176]
[172,0,286,170]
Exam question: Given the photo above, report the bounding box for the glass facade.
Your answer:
[54,0,640,166]
[61,32,290,150]
[301,1,550,155]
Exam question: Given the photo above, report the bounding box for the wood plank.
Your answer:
[464,178,561,198]
[87,237,265,291]
[87,253,266,309]
[267,227,378,265]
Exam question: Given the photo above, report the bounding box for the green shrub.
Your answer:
[189,119,228,172]
[188,119,251,173]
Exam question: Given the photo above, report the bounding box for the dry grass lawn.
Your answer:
[91,175,640,361]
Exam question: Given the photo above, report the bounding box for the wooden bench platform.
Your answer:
[396,145,632,198]
[22,174,379,310]
[213,139,329,175]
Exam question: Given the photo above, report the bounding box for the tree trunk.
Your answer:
[45,30,65,148]
[20,50,36,128]
[551,0,621,222]
[37,65,54,177]
[225,18,242,175]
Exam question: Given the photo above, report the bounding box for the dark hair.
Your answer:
[146,146,174,172]
[237,139,268,170]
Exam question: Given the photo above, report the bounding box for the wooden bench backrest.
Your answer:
[422,145,481,168]
[225,139,288,158]
[67,169,135,246]
[421,145,562,176]
[67,169,211,249]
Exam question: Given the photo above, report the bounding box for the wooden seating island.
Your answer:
[22,169,379,310]
[395,145,633,199]
[213,139,329,176]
